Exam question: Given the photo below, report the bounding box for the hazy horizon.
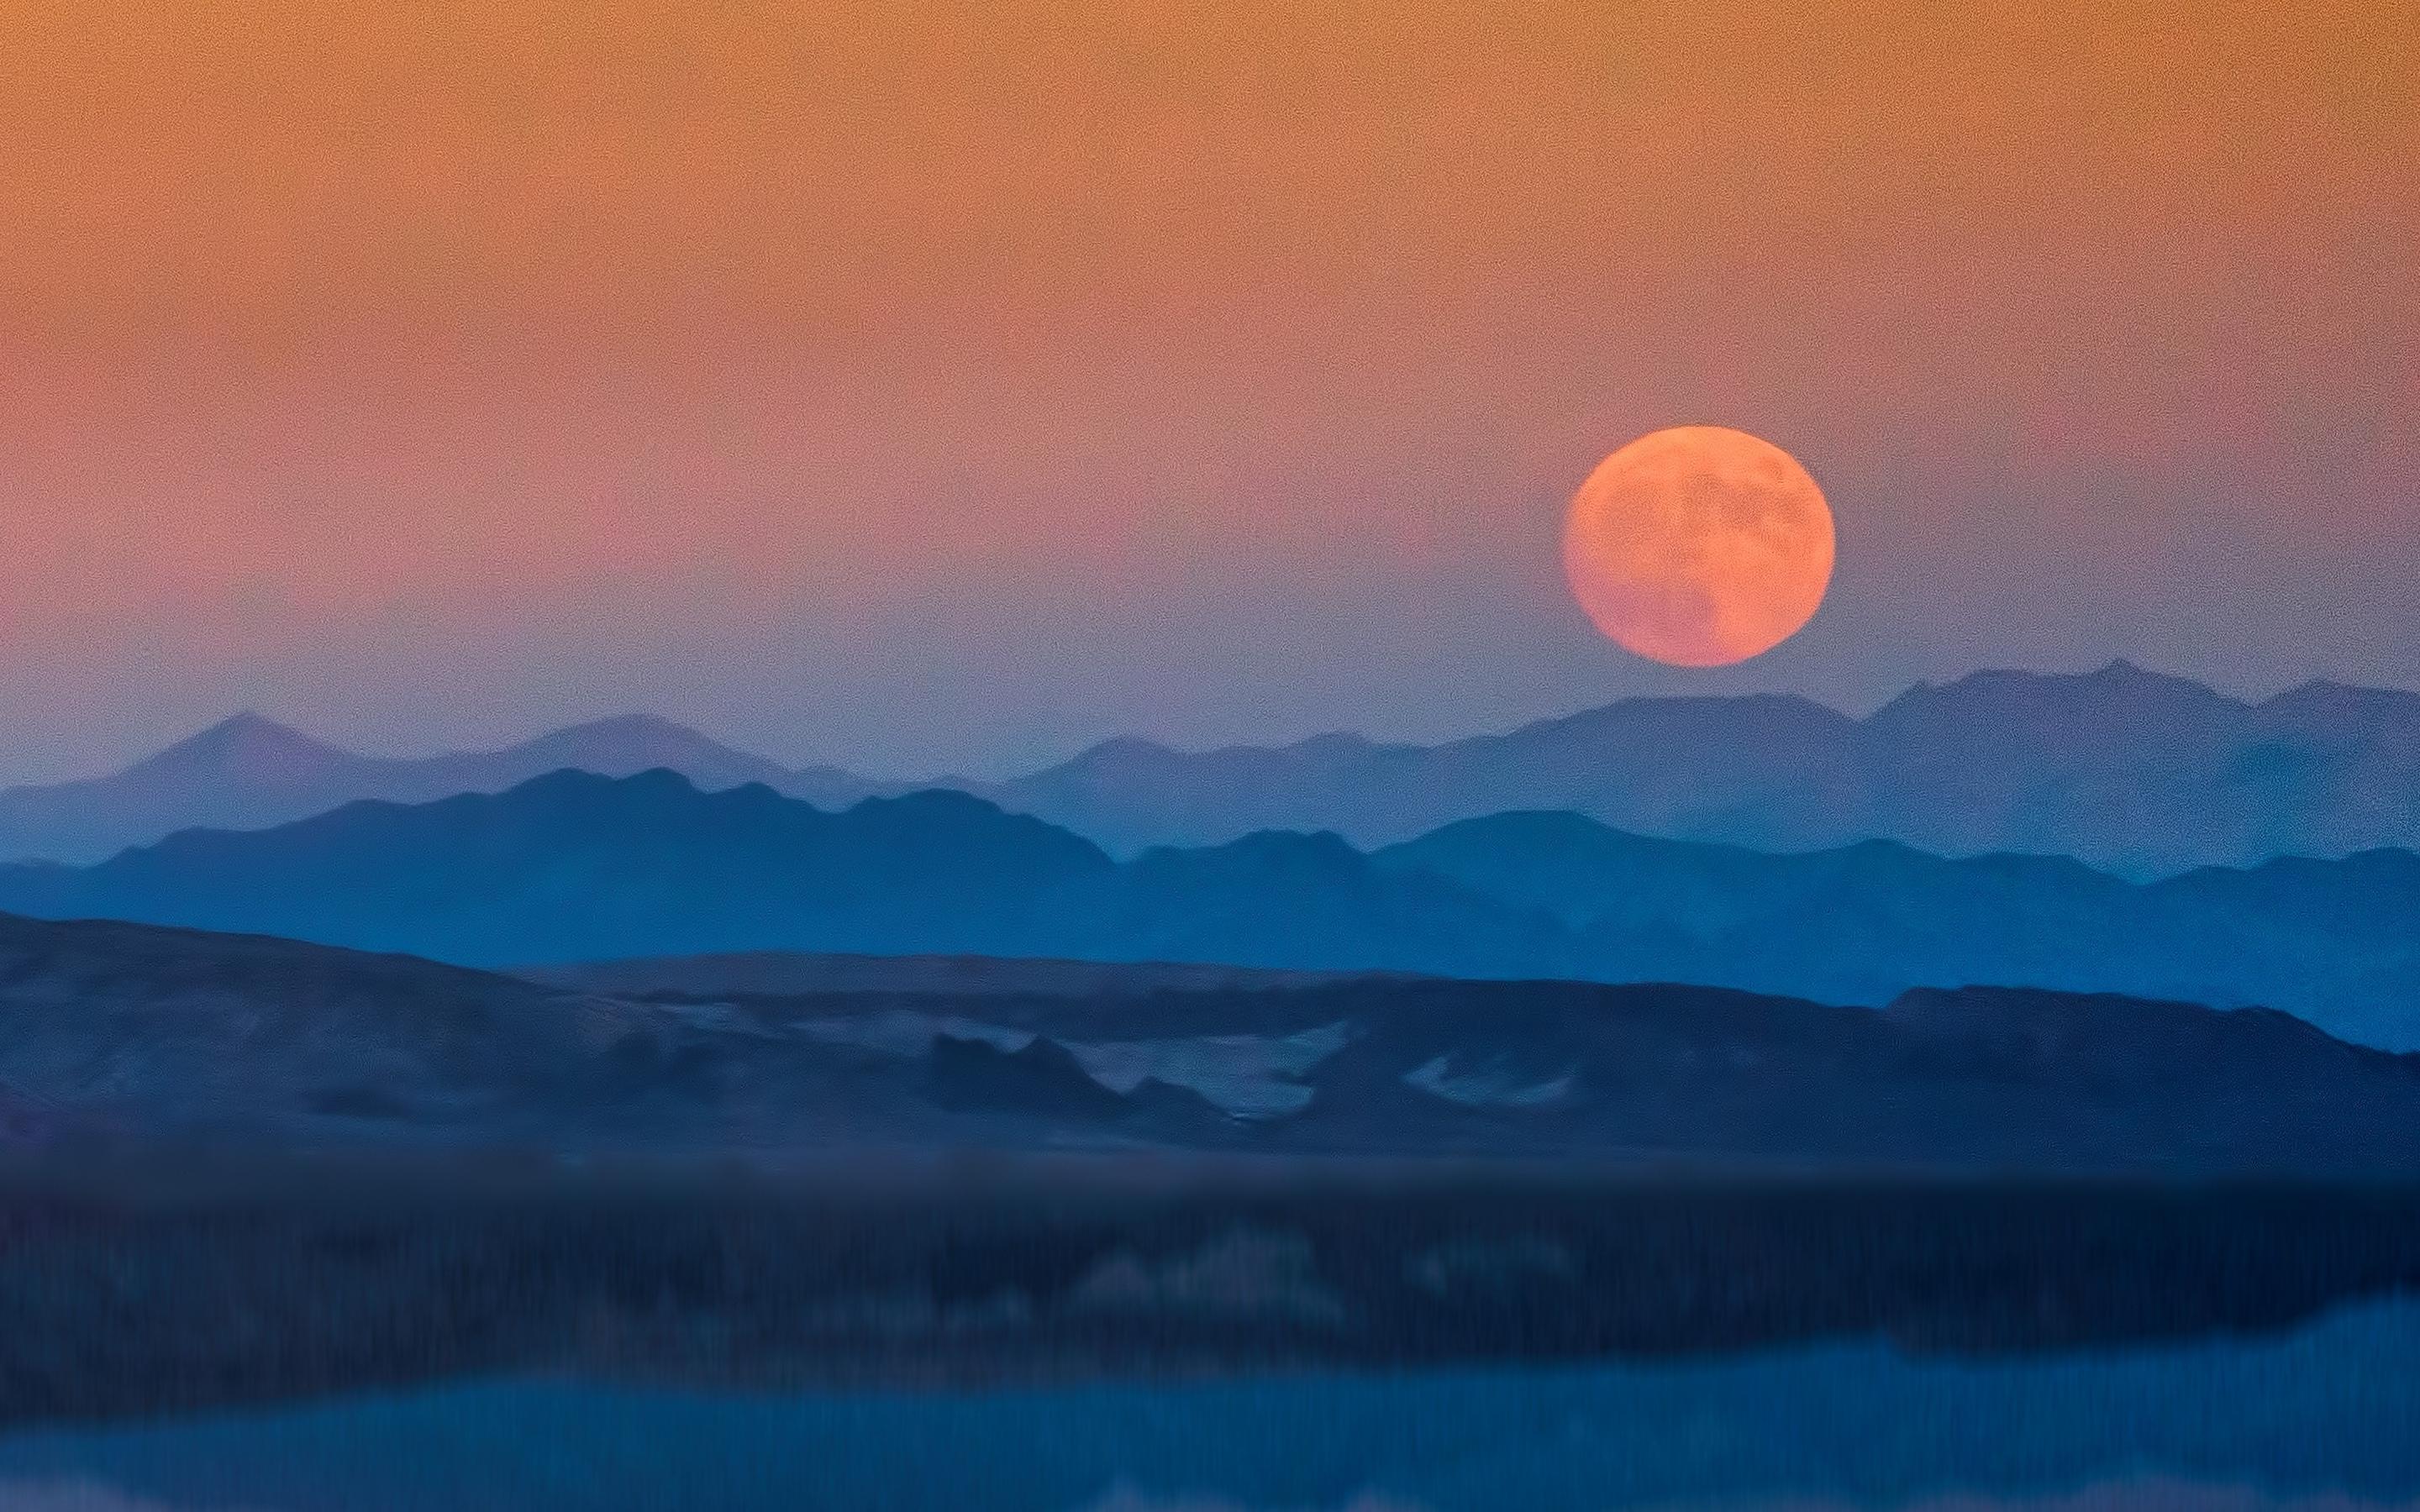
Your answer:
[4,0,2412,787]
[9,653,2418,790]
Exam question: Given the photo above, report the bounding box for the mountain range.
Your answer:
[7,768,2420,1047]
[521,950,1370,999]
[0,711,886,866]
[9,909,2420,1173]
[969,661,2420,874]
[10,664,2420,875]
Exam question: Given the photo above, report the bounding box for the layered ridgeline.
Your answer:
[5,769,2419,1048]
[8,910,2420,1173]
[11,664,2420,874]
[972,663,2420,874]
[0,711,885,865]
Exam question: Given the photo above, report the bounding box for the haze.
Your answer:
[2,0,2413,784]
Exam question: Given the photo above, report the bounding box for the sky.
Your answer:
[2,0,2414,783]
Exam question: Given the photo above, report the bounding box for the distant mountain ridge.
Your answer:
[8,768,2420,1048]
[961,662,2420,875]
[11,664,2420,874]
[0,712,891,864]
[518,951,1374,999]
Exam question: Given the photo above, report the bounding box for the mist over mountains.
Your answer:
[9,664,2420,875]
[0,711,890,866]
[6,767,2419,1048]
[972,662,2420,875]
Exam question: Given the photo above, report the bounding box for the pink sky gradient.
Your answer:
[3,0,2414,781]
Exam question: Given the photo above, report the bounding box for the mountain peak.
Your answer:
[1870,663,2239,726]
[516,713,731,755]
[2081,658,2228,698]
[1281,732,1384,758]
[130,712,350,780]
[2258,678,2420,731]
[497,715,792,789]
[188,710,310,745]
[504,764,702,801]
[542,712,701,743]
[1066,736,1185,771]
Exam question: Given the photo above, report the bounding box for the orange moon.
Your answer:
[1562,426,1835,667]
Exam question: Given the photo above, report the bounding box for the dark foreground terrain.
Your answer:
[4,1162,2419,1429]
[13,912,2420,1173]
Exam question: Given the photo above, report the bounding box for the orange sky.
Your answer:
[2,0,2414,779]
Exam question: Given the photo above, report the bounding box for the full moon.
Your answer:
[1562,425,1835,667]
